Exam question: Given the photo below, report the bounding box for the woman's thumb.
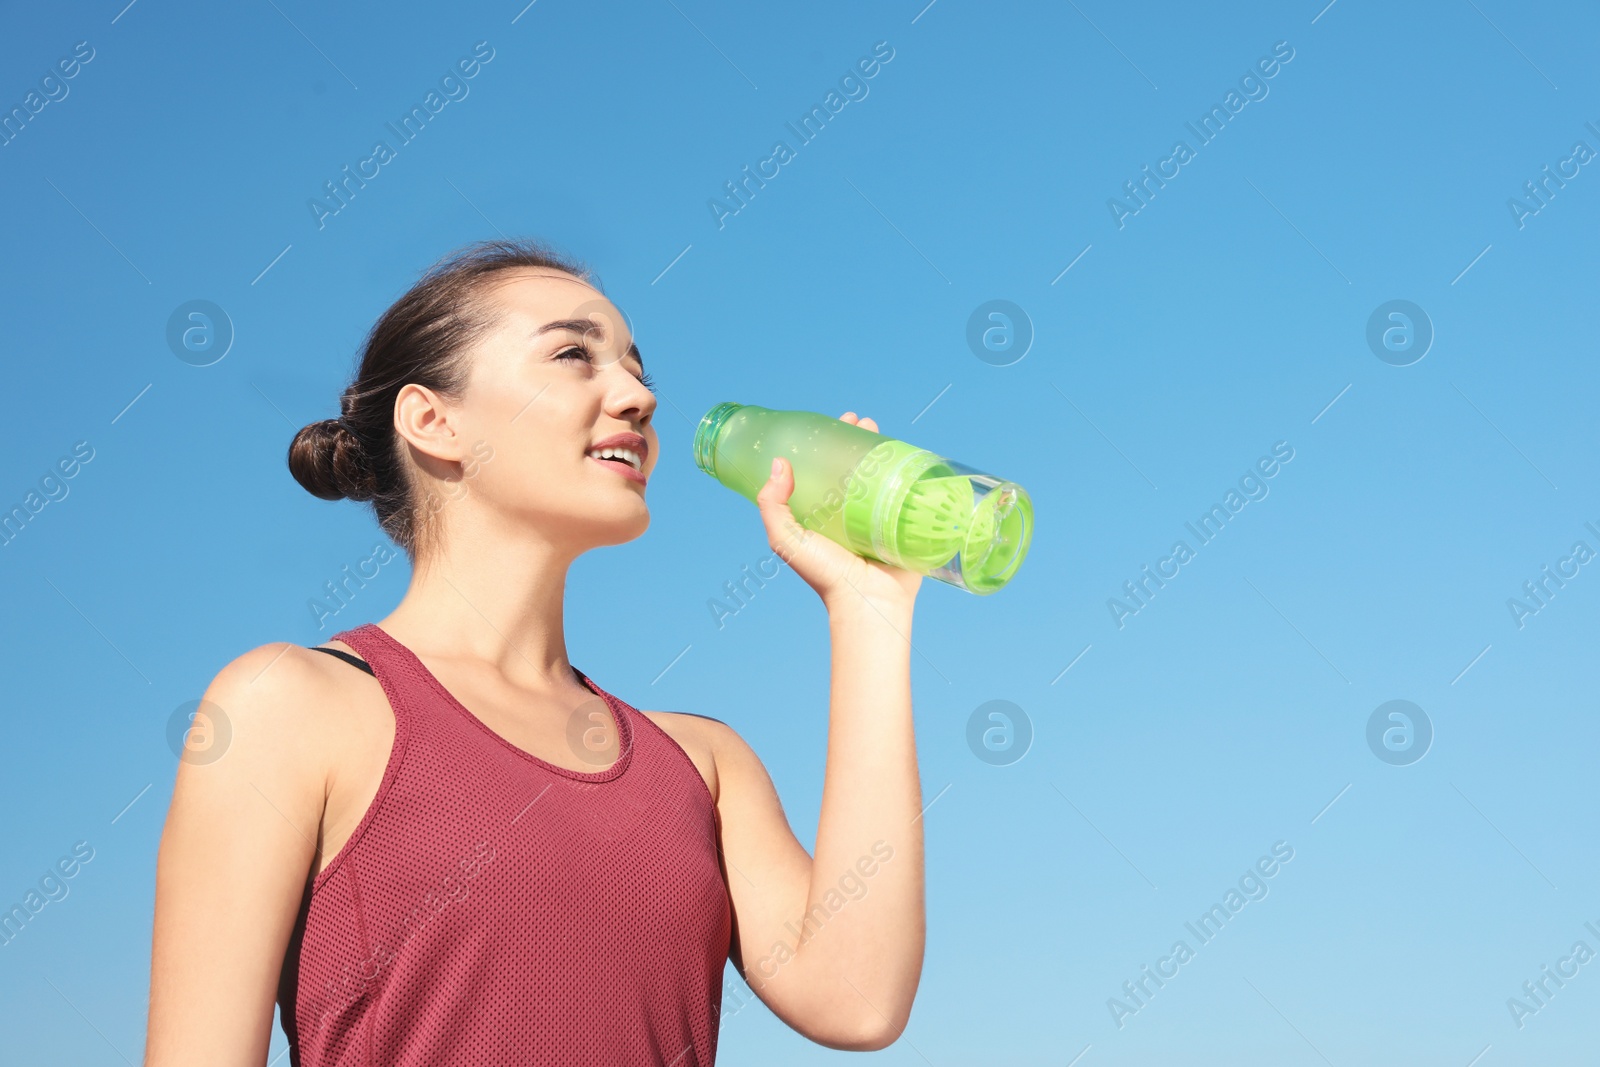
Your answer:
[754,457,810,563]
[755,456,790,500]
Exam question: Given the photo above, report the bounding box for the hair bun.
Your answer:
[288,418,376,501]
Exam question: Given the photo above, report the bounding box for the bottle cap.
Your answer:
[693,402,743,478]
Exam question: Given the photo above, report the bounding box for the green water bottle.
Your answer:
[693,402,1034,595]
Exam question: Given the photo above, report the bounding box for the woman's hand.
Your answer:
[754,411,924,616]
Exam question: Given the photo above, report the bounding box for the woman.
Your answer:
[145,238,926,1065]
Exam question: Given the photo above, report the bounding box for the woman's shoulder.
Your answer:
[637,709,780,811]
[194,640,384,771]
[205,640,373,713]
[637,709,742,804]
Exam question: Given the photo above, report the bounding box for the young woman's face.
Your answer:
[444,268,659,551]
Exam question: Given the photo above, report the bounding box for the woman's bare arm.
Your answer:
[145,644,331,1066]
[710,595,924,1051]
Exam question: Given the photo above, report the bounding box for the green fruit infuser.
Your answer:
[693,403,1033,595]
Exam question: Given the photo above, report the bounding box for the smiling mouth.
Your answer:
[585,445,643,472]
[586,451,647,485]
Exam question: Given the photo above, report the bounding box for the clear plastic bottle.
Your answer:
[693,402,1033,595]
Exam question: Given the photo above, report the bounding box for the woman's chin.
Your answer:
[578,502,650,546]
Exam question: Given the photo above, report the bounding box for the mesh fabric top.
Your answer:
[276,622,733,1065]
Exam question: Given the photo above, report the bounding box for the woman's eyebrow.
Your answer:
[535,317,645,372]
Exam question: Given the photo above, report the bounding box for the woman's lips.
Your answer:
[588,454,647,485]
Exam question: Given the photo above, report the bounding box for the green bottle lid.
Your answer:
[693,401,742,478]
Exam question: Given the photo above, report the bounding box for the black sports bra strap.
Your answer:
[308,645,376,676]
[311,642,587,686]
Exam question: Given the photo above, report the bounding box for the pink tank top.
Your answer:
[276,622,733,1065]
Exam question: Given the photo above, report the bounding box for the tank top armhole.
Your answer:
[310,624,412,895]
[627,705,718,813]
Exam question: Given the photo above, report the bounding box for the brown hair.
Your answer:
[287,236,592,560]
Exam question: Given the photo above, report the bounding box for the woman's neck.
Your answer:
[377,530,579,688]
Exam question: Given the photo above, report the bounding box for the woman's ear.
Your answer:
[394,383,473,468]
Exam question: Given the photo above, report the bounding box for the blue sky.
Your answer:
[2,0,1598,1063]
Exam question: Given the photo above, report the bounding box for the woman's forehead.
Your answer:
[487,270,625,323]
[481,270,634,353]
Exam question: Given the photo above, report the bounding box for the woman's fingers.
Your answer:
[753,456,862,597]
[753,457,810,566]
[750,411,889,598]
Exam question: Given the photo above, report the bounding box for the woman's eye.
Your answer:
[556,345,655,394]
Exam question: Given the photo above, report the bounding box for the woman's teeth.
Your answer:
[588,447,642,472]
